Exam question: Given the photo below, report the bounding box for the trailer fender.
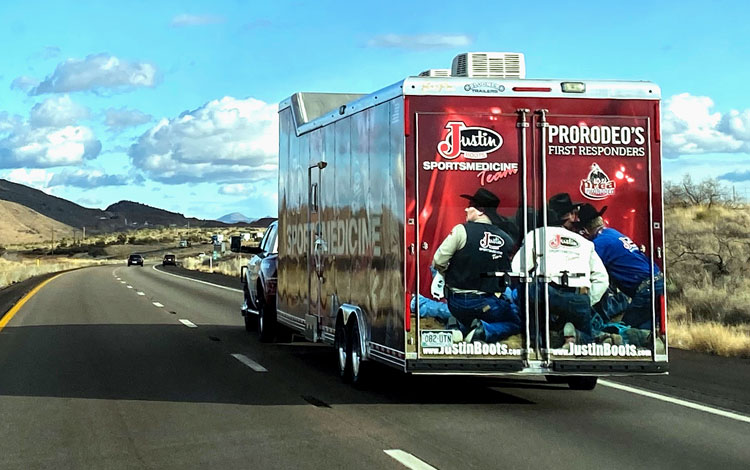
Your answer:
[338,304,369,361]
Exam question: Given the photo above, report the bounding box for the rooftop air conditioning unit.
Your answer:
[418,68,451,77]
[451,52,526,79]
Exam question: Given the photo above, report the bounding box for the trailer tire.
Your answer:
[567,376,598,390]
[347,319,366,386]
[257,295,276,343]
[334,317,350,382]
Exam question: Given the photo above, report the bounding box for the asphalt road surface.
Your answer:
[0,264,748,469]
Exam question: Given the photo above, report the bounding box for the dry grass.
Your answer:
[0,257,118,289]
[669,320,750,358]
[181,255,249,277]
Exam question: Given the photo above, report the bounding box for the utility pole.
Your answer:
[83,226,86,241]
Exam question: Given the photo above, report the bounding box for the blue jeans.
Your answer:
[621,276,665,330]
[447,290,520,342]
[528,284,594,343]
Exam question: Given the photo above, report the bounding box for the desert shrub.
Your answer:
[681,285,750,325]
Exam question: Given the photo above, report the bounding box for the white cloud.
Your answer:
[1,124,101,169]
[219,183,253,195]
[662,93,749,157]
[11,75,40,93]
[366,33,472,50]
[48,168,136,188]
[3,168,54,191]
[29,53,159,95]
[29,95,89,128]
[171,14,225,27]
[128,96,278,184]
[104,107,152,131]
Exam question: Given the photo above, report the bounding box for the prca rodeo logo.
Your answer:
[580,163,616,200]
[437,121,503,160]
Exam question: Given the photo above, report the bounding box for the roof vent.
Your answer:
[451,52,526,78]
[418,68,451,77]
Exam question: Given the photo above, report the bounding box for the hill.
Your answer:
[0,179,119,232]
[105,200,216,228]
[0,200,77,246]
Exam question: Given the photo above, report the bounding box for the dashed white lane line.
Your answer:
[152,301,164,308]
[384,450,437,470]
[179,319,197,328]
[120,281,126,284]
[127,285,133,289]
[151,264,242,293]
[600,380,750,424]
[231,353,268,372]
[137,292,145,296]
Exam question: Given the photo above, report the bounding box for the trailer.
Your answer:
[272,52,668,388]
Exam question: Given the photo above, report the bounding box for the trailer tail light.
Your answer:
[405,293,412,332]
[512,86,551,92]
[659,295,666,336]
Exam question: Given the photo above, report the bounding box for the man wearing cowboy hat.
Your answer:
[432,188,520,343]
[511,193,609,346]
[577,203,664,330]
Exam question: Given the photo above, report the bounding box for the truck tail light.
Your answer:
[266,278,277,296]
[405,293,412,332]
[512,86,551,92]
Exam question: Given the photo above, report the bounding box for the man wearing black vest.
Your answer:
[432,188,520,343]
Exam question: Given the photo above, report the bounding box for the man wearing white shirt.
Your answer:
[511,193,609,344]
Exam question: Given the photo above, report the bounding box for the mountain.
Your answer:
[0,179,225,236]
[0,178,118,232]
[0,200,77,246]
[105,201,216,228]
[217,212,254,224]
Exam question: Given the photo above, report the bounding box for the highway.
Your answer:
[0,264,748,469]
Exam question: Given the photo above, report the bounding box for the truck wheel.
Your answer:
[258,296,276,343]
[545,375,568,384]
[567,376,598,390]
[334,318,350,381]
[348,319,366,386]
[243,285,257,332]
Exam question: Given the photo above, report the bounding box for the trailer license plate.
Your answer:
[421,331,453,348]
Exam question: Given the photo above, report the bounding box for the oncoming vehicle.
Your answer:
[127,254,144,267]
[162,254,176,266]
[249,51,668,389]
[240,220,278,341]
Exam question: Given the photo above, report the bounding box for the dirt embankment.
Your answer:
[0,200,76,246]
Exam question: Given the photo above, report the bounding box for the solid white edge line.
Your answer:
[152,302,164,308]
[152,264,242,293]
[384,450,437,470]
[231,353,268,372]
[600,380,750,424]
[179,319,197,328]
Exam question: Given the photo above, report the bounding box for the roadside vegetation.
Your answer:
[664,176,750,357]
[0,257,117,289]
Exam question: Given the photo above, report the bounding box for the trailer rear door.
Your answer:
[414,111,529,362]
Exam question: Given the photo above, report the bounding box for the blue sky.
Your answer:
[2,0,749,219]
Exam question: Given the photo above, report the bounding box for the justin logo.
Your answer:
[550,234,579,248]
[479,231,505,252]
[580,163,616,200]
[437,121,503,160]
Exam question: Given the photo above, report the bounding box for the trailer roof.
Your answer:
[280,77,660,136]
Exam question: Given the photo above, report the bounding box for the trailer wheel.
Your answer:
[334,318,349,381]
[567,376,598,390]
[257,295,276,343]
[348,319,365,386]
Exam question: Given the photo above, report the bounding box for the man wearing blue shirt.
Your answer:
[577,203,664,330]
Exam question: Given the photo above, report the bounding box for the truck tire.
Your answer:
[545,375,568,384]
[567,376,598,390]
[334,317,350,381]
[257,295,276,343]
[243,285,257,332]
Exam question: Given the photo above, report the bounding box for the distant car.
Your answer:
[127,254,144,267]
[241,219,278,341]
[162,254,176,266]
